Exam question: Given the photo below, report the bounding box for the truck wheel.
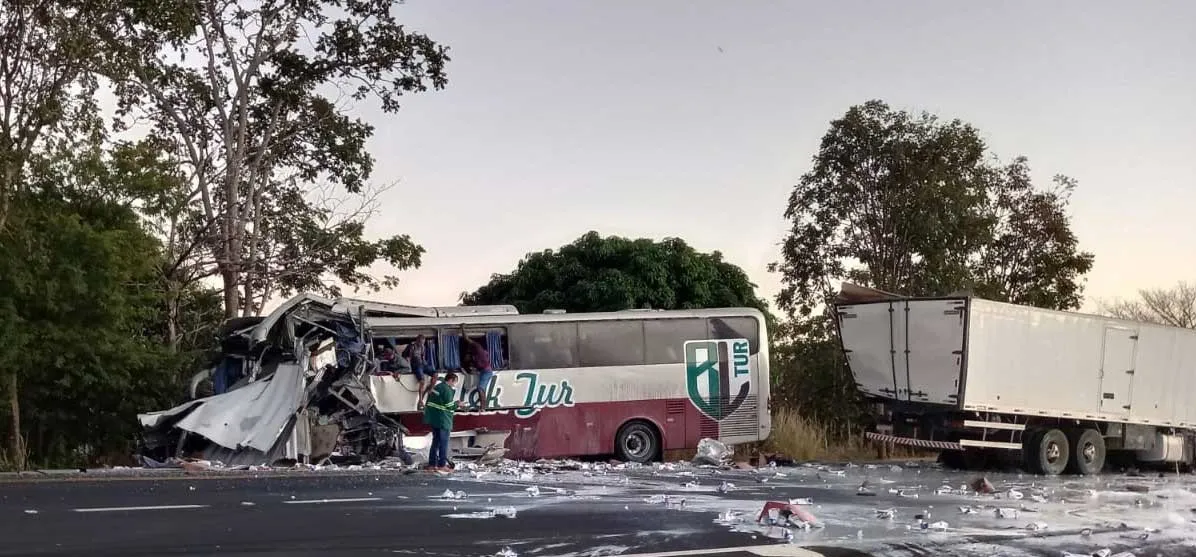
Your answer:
[1025,428,1069,476]
[1066,428,1106,475]
[615,421,660,464]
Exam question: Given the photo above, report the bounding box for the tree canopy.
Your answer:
[461,231,771,317]
[771,100,1094,321]
[0,142,204,469]
[109,0,448,318]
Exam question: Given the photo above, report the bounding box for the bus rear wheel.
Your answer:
[615,421,660,464]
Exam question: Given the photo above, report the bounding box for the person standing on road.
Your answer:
[423,372,460,473]
[460,326,494,409]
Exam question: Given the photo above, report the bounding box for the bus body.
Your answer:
[367,308,772,462]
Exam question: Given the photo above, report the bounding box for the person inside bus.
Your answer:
[404,334,437,409]
[377,345,398,372]
[460,326,494,409]
[423,371,460,473]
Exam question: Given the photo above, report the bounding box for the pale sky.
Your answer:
[352,0,1195,312]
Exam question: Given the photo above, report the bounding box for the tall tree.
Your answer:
[1101,281,1196,328]
[0,0,186,469]
[110,0,446,318]
[462,231,772,318]
[0,0,108,229]
[771,100,1094,322]
[0,142,189,469]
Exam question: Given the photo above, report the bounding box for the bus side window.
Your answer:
[644,318,706,365]
[707,317,760,355]
[578,320,646,367]
[509,322,579,370]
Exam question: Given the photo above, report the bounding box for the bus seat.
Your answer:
[486,331,505,370]
[442,334,462,369]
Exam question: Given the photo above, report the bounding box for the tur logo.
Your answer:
[685,339,751,421]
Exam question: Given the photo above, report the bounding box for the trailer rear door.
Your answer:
[904,299,968,405]
[837,298,967,405]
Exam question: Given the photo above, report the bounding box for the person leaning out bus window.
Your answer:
[402,334,437,409]
[460,326,494,409]
[423,372,460,473]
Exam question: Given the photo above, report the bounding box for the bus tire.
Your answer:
[615,420,660,464]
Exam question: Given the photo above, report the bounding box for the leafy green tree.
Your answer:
[771,100,1094,320]
[0,0,106,229]
[767,100,1094,437]
[462,231,771,318]
[0,144,187,469]
[109,0,446,318]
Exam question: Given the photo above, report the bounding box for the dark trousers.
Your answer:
[429,427,450,467]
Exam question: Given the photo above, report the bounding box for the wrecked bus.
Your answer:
[370,307,772,463]
[137,295,771,466]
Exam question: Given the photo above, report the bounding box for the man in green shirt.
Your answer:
[423,372,460,472]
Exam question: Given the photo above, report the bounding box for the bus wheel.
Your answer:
[615,421,660,464]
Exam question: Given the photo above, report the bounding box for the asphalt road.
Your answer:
[3,464,1194,557]
[0,472,769,557]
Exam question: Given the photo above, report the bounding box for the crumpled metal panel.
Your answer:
[170,363,305,452]
[138,399,206,429]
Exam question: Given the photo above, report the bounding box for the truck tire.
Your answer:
[1025,428,1069,476]
[1066,428,1106,475]
[615,420,660,464]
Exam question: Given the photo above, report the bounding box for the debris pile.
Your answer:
[135,295,517,468]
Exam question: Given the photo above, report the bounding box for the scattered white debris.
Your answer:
[494,506,517,519]
[693,438,731,466]
[1025,521,1048,531]
[1007,488,1024,500]
[718,482,736,493]
[876,508,896,519]
[524,485,540,497]
[439,489,467,500]
[996,507,1020,519]
[494,547,518,557]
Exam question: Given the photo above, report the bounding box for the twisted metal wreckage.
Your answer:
[136,294,519,467]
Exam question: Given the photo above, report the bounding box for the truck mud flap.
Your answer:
[865,431,963,451]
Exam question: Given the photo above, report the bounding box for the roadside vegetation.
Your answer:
[1,3,1191,473]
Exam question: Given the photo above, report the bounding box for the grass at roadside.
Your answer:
[762,407,931,462]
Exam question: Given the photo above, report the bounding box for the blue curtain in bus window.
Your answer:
[442,334,461,369]
[212,357,242,395]
[486,331,505,370]
[425,338,439,370]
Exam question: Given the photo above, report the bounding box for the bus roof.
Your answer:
[366,306,766,329]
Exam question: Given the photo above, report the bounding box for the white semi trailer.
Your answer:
[834,286,1196,476]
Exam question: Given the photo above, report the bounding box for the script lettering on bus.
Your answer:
[514,372,575,418]
[452,371,575,419]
